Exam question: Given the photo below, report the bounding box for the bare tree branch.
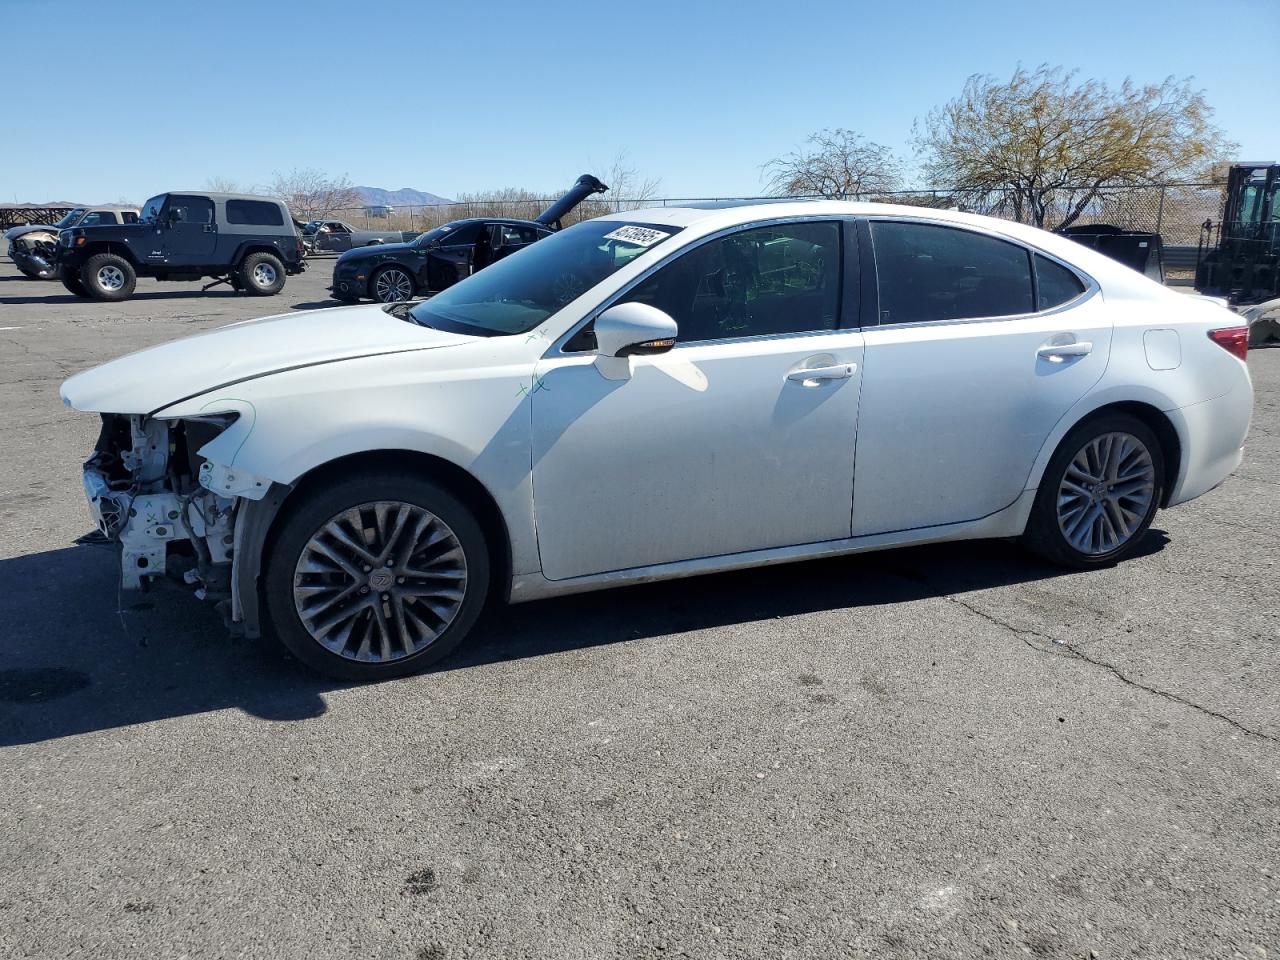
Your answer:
[762,129,900,199]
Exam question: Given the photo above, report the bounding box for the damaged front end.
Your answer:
[82,412,271,627]
[8,229,60,278]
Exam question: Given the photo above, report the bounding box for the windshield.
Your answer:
[140,194,168,224]
[54,208,86,228]
[412,221,469,248]
[407,220,680,336]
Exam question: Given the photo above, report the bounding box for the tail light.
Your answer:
[1208,326,1249,361]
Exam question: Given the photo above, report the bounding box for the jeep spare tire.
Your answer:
[80,253,137,301]
[238,251,287,296]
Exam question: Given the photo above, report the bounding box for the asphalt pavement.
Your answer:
[0,259,1276,959]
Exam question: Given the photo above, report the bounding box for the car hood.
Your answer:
[61,303,475,415]
[338,241,416,261]
[4,224,56,241]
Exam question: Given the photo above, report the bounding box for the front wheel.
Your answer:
[59,265,90,297]
[262,472,491,681]
[238,252,287,296]
[372,266,415,303]
[1022,413,1164,568]
[80,253,136,301]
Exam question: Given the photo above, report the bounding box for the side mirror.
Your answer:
[594,302,678,358]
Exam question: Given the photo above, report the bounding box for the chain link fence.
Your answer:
[324,182,1223,247]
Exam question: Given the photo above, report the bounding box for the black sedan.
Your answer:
[329,174,606,303]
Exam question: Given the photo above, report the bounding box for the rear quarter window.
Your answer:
[226,199,285,226]
[1034,254,1086,310]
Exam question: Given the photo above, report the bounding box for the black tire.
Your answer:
[15,261,44,279]
[237,251,287,296]
[262,471,491,681]
[371,266,416,303]
[1022,412,1165,568]
[80,253,136,301]
[59,265,90,297]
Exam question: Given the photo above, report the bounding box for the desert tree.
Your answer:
[763,129,901,199]
[268,167,361,221]
[914,65,1234,229]
[204,175,241,193]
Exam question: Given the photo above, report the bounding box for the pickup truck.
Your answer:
[6,205,140,278]
[306,219,414,253]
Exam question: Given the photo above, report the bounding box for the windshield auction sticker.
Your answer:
[603,225,671,247]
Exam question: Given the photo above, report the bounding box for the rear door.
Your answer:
[852,219,1111,536]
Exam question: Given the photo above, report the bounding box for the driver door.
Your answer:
[531,220,863,581]
[159,195,218,265]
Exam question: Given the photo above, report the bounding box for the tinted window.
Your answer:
[80,212,117,226]
[439,222,483,246]
[1034,254,1086,310]
[226,199,284,226]
[621,221,841,343]
[167,196,214,225]
[499,224,539,245]
[122,212,139,224]
[871,221,1033,324]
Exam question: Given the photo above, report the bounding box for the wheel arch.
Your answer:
[1028,397,1183,508]
[79,242,141,267]
[232,241,289,268]
[236,448,513,638]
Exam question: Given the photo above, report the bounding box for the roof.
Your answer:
[168,191,287,204]
[594,199,1180,302]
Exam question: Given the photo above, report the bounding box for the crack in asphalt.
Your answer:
[943,593,1278,745]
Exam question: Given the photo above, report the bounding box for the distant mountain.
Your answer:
[354,186,453,207]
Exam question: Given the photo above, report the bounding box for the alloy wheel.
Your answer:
[253,261,278,287]
[374,268,414,302]
[97,265,125,290]
[292,501,468,663]
[1056,431,1157,556]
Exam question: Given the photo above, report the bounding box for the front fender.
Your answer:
[152,348,542,577]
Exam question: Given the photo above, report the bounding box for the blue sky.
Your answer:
[3,0,1274,203]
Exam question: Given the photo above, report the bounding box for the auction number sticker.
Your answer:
[603,225,671,247]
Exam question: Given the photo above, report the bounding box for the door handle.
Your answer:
[786,363,856,385]
[1037,341,1092,363]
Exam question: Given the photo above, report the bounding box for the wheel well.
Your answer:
[1071,401,1182,506]
[235,245,285,267]
[80,242,139,267]
[265,450,513,599]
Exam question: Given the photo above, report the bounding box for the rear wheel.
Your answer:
[1022,413,1164,568]
[238,252,287,296]
[372,266,415,303]
[80,253,136,301]
[262,472,490,681]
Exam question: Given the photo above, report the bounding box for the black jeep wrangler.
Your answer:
[56,192,305,301]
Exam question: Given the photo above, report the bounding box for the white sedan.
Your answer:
[61,201,1254,680]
